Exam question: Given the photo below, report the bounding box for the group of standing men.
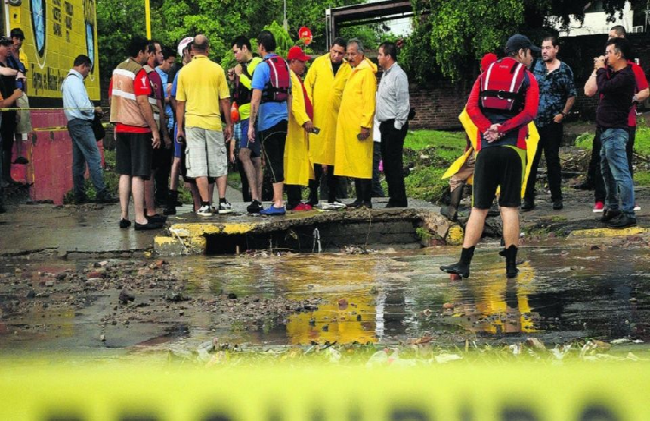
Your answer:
[101,30,411,229]
[443,28,641,279]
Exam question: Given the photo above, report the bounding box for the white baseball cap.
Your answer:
[177,37,194,57]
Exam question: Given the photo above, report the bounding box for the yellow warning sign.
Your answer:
[10,0,101,100]
[0,362,648,420]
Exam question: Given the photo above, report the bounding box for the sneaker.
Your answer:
[260,205,286,216]
[218,200,233,214]
[608,213,637,229]
[552,200,563,210]
[634,203,641,211]
[326,200,346,209]
[600,209,621,223]
[292,203,313,211]
[246,200,263,214]
[197,205,212,216]
[119,219,131,229]
[593,201,605,213]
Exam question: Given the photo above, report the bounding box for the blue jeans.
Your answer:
[67,118,107,199]
[600,128,635,217]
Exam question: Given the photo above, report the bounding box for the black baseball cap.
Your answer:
[10,28,24,40]
[0,37,12,46]
[505,34,540,54]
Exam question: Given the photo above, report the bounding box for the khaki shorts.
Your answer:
[185,127,227,178]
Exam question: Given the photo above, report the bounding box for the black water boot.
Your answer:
[443,183,464,221]
[163,190,178,215]
[440,246,475,278]
[502,245,519,278]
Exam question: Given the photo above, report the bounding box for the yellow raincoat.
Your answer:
[333,58,377,179]
[284,70,314,187]
[442,109,540,197]
[304,55,352,165]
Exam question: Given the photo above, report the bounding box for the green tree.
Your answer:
[405,0,645,82]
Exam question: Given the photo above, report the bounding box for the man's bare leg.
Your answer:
[239,148,260,201]
[119,175,131,220]
[132,176,148,225]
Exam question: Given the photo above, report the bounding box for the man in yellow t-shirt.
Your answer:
[176,35,233,216]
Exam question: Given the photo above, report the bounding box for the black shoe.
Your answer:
[552,200,563,210]
[572,182,593,190]
[362,201,372,209]
[440,246,475,278]
[164,190,178,215]
[73,195,87,205]
[600,209,621,223]
[146,214,167,223]
[119,219,131,229]
[521,199,535,212]
[502,245,519,278]
[134,220,163,230]
[96,193,119,204]
[347,200,363,208]
[247,200,263,214]
[608,213,636,229]
[440,262,470,278]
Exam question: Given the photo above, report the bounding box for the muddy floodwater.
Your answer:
[0,241,649,360]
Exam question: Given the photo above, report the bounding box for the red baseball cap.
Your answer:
[287,46,310,62]
[480,53,498,72]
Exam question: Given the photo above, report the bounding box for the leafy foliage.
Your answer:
[406,0,642,82]
[96,0,369,82]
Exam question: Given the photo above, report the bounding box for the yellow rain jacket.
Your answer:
[304,55,352,165]
[442,109,540,197]
[284,70,314,187]
[333,58,377,179]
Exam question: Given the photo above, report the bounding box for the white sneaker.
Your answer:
[197,205,212,216]
[634,203,641,211]
[323,200,346,210]
[218,200,233,214]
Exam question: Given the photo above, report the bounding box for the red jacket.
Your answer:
[466,57,539,151]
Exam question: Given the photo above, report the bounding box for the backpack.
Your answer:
[479,59,526,114]
[261,55,290,103]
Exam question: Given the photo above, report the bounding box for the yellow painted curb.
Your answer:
[169,222,257,237]
[567,227,650,239]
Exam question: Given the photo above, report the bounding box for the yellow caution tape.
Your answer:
[0,362,648,420]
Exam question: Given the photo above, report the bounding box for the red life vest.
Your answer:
[262,55,290,103]
[479,58,526,114]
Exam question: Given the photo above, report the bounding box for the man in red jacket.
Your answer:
[441,34,540,279]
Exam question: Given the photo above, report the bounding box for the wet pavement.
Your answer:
[0,187,649,361]
[0,239,648,359]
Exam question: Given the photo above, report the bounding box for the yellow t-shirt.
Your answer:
[175,55,230,131]
[238,57,262,121]
[19,50,28,71]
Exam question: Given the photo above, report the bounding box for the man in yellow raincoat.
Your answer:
[333,38,377,208]
[304,38,351,207]
[284,46,316,211]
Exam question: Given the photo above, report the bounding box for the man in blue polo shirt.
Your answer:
[248,30,290,215]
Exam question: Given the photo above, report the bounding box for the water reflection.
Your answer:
[182,246,650,346]
[2,245,649,353]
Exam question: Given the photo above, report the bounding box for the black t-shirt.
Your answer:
[332,60,342,76]
[0,61,16,116]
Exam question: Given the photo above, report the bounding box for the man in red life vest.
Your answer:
[441,34,540,279]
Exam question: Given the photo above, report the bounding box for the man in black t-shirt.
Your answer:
[0,37,20,184]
